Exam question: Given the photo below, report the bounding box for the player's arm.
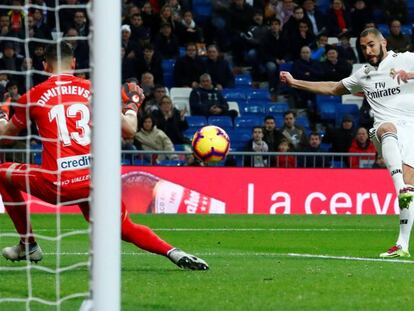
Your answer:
[121,80,144,139]
[280,71,350,96]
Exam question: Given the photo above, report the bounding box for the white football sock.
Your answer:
[396,199,414,251]
[381,132,405,192]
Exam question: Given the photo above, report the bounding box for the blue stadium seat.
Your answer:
[246,89,271,101]
[279,62,293,72]
[235,74,252,87]
[183,127,200,140]
[222,88,247,101]
[337,104,360,125]
[208,116,233,128]
[316,95,341,106]
[320,143,332,152]
[296,115,310,128]
[238,102,266,115]
[319,102,337,121]
[377,24,390,37]
[174,144,187,151]
[186,116,207,127]
[162,59,175,88]
[401,24,412,35]
[234,115,263,128]
[267,102,289,114]
[192,0,212,23]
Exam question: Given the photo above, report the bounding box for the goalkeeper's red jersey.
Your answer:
[11,74,92,184]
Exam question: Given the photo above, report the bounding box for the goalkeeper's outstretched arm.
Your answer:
[280,71,350,96]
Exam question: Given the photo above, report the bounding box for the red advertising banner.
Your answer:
[28,166,399,215]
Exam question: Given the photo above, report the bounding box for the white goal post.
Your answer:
[90,1,121,311]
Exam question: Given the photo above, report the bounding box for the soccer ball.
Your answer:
[192,125,230,163]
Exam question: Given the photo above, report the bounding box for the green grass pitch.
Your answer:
[1,214,414,310]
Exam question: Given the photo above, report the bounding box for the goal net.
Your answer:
[0,1,120,310]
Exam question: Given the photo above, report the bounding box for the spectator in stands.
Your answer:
[323,114,355,166]
[291,46,323,109]
[255,18,286,96]
[288,21,315,60]
[275,0,297,26]
[139,84,166,118]
[30,8,49,38]
[72,10,88,37]
[350,0,371,37]
[121,46,138,82]
[0,73,9,98]
[274,138,296,168]
[152,95,189,145]
[64,27,89,70]
[244,126,269,167]
[128,14,151,42]
[189,73,237,119]
[156,5,177,35]
[31,43,47,85]
[280,111,308,151]
[302,0,326,36]
[372,154,386,169]
[140,72,155,98]
[7,0,24,36]
[135,44,164,85]
[348,127,376,168]
[134,114,178,163]
[326,0,351,37]
[310,33,328,62]
[121,24,140,60]
[386,19,412,53]
[262,115,285,151]
[320,45,352,82]
[141,1,158,36]
[153,22,180,60]
[298,132,328,168]
[173,42,206,88]
[166,0,183,22]
[205,44,235,90]
[0,14,11,38]
[242,9,268,61]
[282,6,308,38]
[383,0,407,24]
[177,10,204,46]
[228,0,255,66]
[0,42,23,90]
[336,31,358,64]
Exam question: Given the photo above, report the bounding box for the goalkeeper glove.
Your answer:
[121,80,144,113]
[0,109,9,122]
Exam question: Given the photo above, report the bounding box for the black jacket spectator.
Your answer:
[135,45,164,85]
[173,44,206,88]
[153,23,180,59]
[205,45,234,89]
[320,46,352,81]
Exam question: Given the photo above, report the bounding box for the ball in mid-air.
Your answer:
[191,125,230,163]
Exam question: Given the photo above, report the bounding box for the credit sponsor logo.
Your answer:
[57,154,91,171]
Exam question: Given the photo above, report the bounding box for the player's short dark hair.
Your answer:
[45,41,74,63]
[360,27,383,39]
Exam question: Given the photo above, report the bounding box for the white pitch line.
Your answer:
[40,252,414,264]
[0,228,394,233]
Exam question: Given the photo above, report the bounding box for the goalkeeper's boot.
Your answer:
[379,245,410,258]
[398,186,414,209]
[2,242,43,263]
[167,248,209,270]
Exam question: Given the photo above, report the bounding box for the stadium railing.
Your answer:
[2,149,377,169]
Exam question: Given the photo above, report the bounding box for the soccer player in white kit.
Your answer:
[280,27,414,258]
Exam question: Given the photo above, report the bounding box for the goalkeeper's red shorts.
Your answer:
[0,162,128,221]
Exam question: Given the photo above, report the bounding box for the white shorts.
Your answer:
[371,121,414,168]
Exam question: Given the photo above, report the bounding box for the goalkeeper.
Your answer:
[0,42,208,270]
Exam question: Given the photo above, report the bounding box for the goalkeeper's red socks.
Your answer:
[0,179,35,244]
[121,216,173,255]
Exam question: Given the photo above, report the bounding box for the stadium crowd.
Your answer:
[0,0,413,168]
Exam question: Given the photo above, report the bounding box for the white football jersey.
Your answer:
[342,51,414,126]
